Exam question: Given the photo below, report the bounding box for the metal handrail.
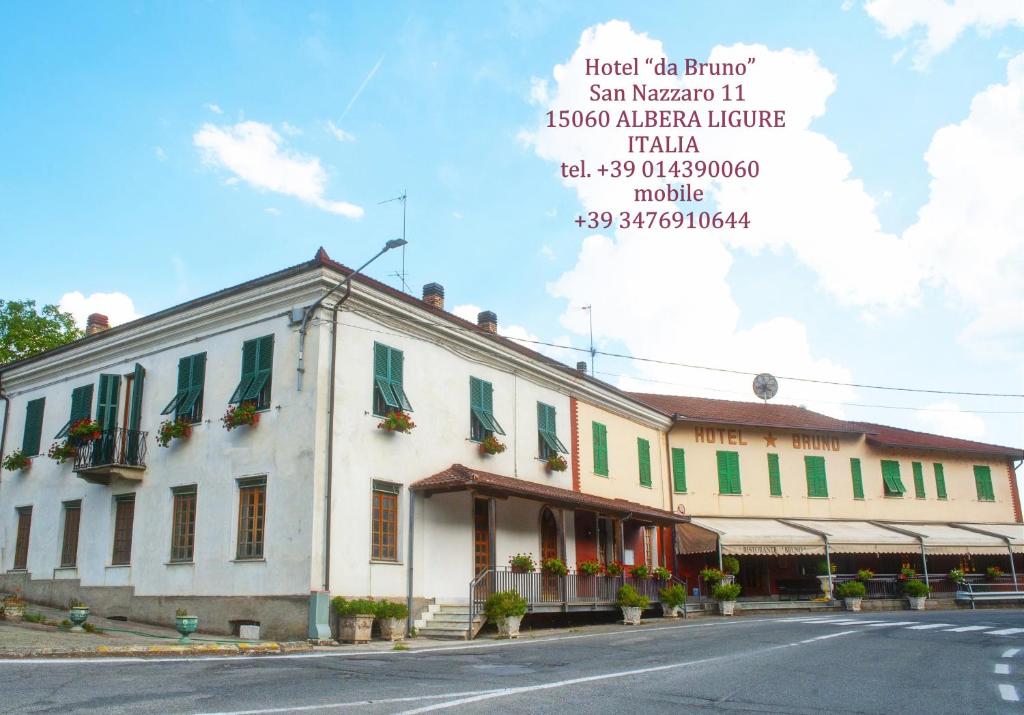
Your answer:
[72,427,148,471]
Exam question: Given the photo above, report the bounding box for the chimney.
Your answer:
[576,361,588,375]
[477,310,497,334]
[422,283,445,310]
[85,313,110,336]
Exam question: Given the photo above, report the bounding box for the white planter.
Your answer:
[721,574,736,586]
[497,615,522,638]
[718,600,736,616]
[907,596,927,611]
[663,604,684,618]
[816,575,833,597]
[621,606,642,625]
[843,597,863,612]
[379,617,406,641]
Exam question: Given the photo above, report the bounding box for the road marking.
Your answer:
[999,684,1020,702]
[906,623,953,630]
[865,621,918,627]
[988,628,1024,636]
[197,690,505,715]
[797,630,859,644]
[944,625,991,632]
[995,663,1010,675]
[1003,648,1021,658]
[826,620,884,625]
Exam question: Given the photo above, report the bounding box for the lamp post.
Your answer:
[296,238,407,391]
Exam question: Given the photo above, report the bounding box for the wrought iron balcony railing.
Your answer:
[73,427,148,483]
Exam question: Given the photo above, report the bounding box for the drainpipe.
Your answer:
[0,377,9,484]
[405,491,415,635]
[824,539,834,596]
[716,537,723,571]
[920,543,930,586]
[322,301,341,592]
[664,418,676,575]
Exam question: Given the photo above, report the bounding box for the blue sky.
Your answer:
[2,1,1022,454]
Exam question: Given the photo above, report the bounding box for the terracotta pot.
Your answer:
[337,614,374,644]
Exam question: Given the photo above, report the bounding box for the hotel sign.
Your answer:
[693,427,841,452]
[728,544,822,556]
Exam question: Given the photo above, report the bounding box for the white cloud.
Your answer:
[326,120,355,142]
[59,292,140,329]
[280,121,302,136]
[193,121,364,218]
[539,244,556,261]
[264,207,281,216]
[451,304,572,360]
[154,146,167,161]
[865,0,1024,69]
[913,400,986,440]
[528,77,550,105]
[205,103,223,114]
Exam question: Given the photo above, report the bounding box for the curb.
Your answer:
[0,641,313,659]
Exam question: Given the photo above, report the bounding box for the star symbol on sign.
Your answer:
[764,432,777,448]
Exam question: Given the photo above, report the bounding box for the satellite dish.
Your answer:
[752,373,778,402]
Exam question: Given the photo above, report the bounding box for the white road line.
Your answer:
[988,628,1024,636]
[944,625,992,633]
[797,630,859,644]
[865,621,918,628]
[906,623,953,630]
[1003,648,1021,658]
[827,620,884,625]
[197,690,505,715]
[999,684,1020,702]
[995,663,1010,675]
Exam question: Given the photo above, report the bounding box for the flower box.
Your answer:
[377,410,415,434]
[2,449,31,472]
[157,418,194,447]
[545,454,568,473]
[478,435,506,456]
[222,403,260,431]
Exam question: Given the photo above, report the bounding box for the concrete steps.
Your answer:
[415,604,485,640]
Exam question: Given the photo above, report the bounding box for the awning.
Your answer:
[410,464,687,524]
[890,522,1011,555]
[955,523,1024,553]
[786,519,920,555]
[676,517,825,556]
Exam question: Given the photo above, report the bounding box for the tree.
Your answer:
[0,300,83,365]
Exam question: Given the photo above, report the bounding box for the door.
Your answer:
[540,507,559,601]
[126,364,145,463]
[473,498,491,576]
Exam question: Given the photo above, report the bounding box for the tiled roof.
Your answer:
[410,464,687,523]
[627,392,863,434]
[853,421,1023,460]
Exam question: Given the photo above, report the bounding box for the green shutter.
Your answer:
[537,402,567,454]
[129,364,145,432]
[180,353,206,418]
[637,438,652,487]
[229,339,259,404]
[934,463,947,500]
[592,422,609,476]
[56,385,93,438]
[388,348,412,411]
[767,453,782,496]
[804,455,828,497]
[882,460,906,496]
[717,451,740,494]
[22,398,45,456]
[974,465,994,501]
[96,374,120,431]
[470,377,504,436]
[243,335,274,402]
[162,357,191,415]
[912,462,926,499]
[850,458,865,500]
[373,343,399,411]
[671,447,686,493]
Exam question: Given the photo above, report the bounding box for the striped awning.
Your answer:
[890,523,1013,556]
[677,517,825,556]
[786,520,920,555]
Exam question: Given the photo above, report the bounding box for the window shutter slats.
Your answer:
[912,462,926,499]
[22,398,45,456]
[229,339,259,404]
[850,458,865,499]
[934,463,947,500]
[882,460,905,496]
[974,465,994,501]
[767,453,782,496]
[593,422,609,476]
[717,451,741,494]
[373,343,389,379]
[804,455,827,497]
[637,438,652,486]
[97,375,120,431]
[671,447,686,493]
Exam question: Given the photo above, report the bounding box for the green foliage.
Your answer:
[22,612,50,624]
[541,558,568,576]
[659,584,688,608]
[604,562,623,577]
[630,564,650,579]
[987,566,1004,579]
[948,568,965,583]
[157,418,193,448]
[483,590,527,621]
[331,597,377,617]
[651,566,672,581]
[834,581,866,598]
[712,582,742,601]
[616,584,650,609]
[0,299,82,365]
[818,560,837,575]
[577,560,602,575]
[393,641,410,651]
[374,600,409,620]
[699,567,724,586]
[903,579,931,597]
[721,556,740,575]
[175,608,190,617]
[856,569,875,582]
[2,449,31,472]
[508,553,535,572]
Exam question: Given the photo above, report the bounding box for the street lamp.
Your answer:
[295,238,408,391]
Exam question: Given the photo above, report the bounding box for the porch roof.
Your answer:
[410,464,688,524]
[677,517,825,556]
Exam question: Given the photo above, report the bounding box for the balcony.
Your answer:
[73,427,148,484]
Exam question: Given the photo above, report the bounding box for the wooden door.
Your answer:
[473,499,491,576]
[540,508,559,601]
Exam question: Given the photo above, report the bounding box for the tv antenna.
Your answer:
[379,191,408,292]
[581,305,595,375]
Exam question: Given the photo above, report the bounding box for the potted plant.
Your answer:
[616,584,650,625]
[174,607,199,644]
[541,557,568,577]
[484,590,528,638]
[375,601,409,641]
[651,566,672,581]
[68,601,90,632]
[986,566,1004,580]
[2,449,31,472]
[478,435,506,456]
[3,590,26,621]
[721,556,740,584]
[712,582,742,616]
[68,418,103,442]
[899,563,916,580]
[331,597,376,644]
[856,569,875,582]
[48,441,77,464]
[156,417,193,447]
[577,560,602,576]
[544,454,568,473]
[700,567,724,590]
[834,580,866,611]
[222,402,260,431]
[508,553,535,573]
[659,583,687,617]
[605,562,624,577]
[948,568,966,585]
[903,579,930,610]
[377,410,415,434]
[631,564,650,580]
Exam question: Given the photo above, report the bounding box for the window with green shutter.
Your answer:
[637,438,652,487]
[671,447,687,493]
[96,374,120,432]
[372,342,412,416]
[850,458,865,500]
[934,463,947,500]
[537,402,567,459]
[804,456,828,497]
[767,453,782,496]
[229,336,274,410]
[716,451,741,494]
[469,377,504,441]
[974,465,995,501]
[55,384,94,438]
[592,422,609,477]
[912,461,926,499]
[162,353,206,423]
[21,398,45,456]
[881,460,905,497]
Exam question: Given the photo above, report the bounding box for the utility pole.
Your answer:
[380,191,408,292]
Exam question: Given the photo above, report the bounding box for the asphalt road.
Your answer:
[2,609,1023,714]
